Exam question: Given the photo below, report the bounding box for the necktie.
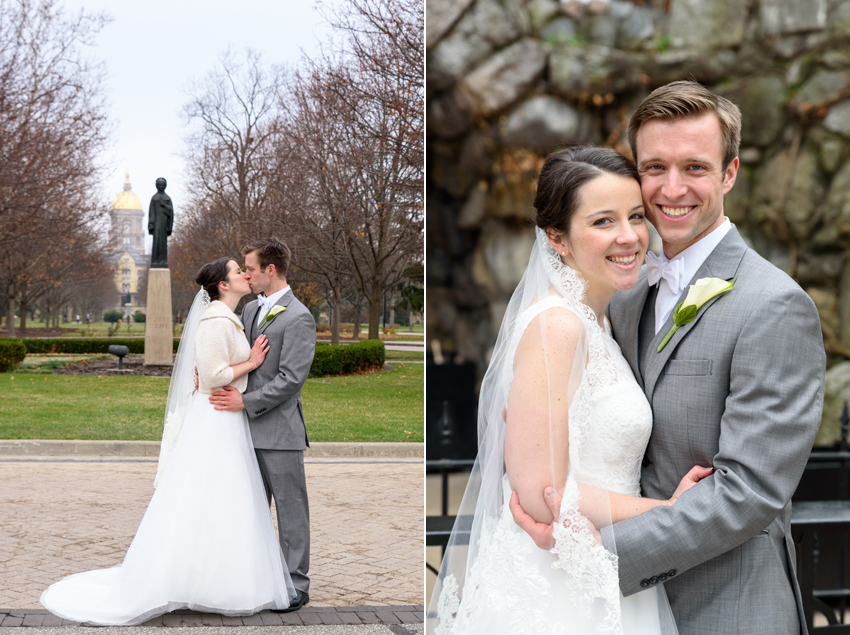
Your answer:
[645,252,686,295]
[257,295,270,309]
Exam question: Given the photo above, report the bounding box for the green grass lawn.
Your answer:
[0,362,423,443]
[303,362,422,442]
[5,319,183,338]
[0,374,171,440]
[384,349,424,361]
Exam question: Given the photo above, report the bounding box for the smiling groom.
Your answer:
[513,81,826,634]
[210,236,316,612]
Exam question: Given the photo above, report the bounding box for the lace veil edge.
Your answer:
[428,228,627,634]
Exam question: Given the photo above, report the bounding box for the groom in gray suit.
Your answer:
[513,81,825,634]
[210,236,316,612]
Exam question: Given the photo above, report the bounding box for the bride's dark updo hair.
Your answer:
[533,146,639,234]
[195,257,233,301]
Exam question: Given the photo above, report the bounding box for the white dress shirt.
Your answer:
[652,218,731,333]
[256,286,290,326]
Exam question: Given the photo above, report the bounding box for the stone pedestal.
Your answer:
[145,268,173,366]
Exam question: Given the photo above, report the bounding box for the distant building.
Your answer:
[106,172,149,315]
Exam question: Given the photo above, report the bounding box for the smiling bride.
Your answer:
[428,146,711,635]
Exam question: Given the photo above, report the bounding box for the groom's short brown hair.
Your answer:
[241,237,291,278]
[628,80,742,170]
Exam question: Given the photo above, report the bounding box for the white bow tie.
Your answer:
[257,295,270,309]
[645,252,686,294]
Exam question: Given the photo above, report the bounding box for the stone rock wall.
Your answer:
[427,0,850,414]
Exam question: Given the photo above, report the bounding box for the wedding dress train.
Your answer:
[40,393,295,625]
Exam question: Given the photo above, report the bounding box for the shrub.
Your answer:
[0,338,181,355]
[0,339,27,372]
[133,311,146,323]
[103,310,123,323]
[310,340,385,377]
[0,338,385,376]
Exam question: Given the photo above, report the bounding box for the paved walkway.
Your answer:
[0,608,423,629]
[0,457,423,626]
[382,342,423,353]
[0,606,424,635]
[1,624,422,634]
[316,341,422,353]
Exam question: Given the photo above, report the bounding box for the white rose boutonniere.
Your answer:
[262,305,286,326]
[657,277,736,353]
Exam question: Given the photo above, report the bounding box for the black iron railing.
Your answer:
[792,401,850,631]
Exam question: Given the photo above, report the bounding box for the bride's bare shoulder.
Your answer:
[517,301,583,359]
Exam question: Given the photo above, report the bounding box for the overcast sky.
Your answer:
[60,0,330,252]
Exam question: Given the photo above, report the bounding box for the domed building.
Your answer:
[106,172,150,314]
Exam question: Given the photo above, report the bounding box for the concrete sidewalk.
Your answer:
[0,609,424,630]
[2,628,423,634]
[0,452,423,628]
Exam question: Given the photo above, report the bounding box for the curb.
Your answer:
[0,606,424,627]
[0,440,423,459]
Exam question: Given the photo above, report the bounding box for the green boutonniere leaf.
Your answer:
[262,305,286,326]
[676,304,698,324]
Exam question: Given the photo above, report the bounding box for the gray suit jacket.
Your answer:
[607,227,825,635]
[241,291,317,451]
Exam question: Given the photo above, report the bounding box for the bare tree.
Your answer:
[316,0,424,177]
[284,0,424,340]
[0,0,112,335]
[181,49,287,257]
[14,221,108,331]
[175,3,424,342]
[281,81,423,337]
[38,243,112,328]
[71,256,115,325]
[279,67,361,345]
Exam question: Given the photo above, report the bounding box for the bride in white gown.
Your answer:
[41,258,296,625]
[428,147,711,635]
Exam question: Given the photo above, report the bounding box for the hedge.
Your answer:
[0,339,27,372]
[0,337,386,376]
[310,340,385,377]
[1,338,181,356]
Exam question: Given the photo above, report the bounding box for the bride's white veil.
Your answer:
[154,289,209,487]
[427,147,678,635]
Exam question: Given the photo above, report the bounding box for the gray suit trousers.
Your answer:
[255,448,310,593]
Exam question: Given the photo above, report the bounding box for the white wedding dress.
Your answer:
[430,230,677,635]
[41,297,295,625]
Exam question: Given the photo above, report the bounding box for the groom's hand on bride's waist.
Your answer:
[509,488,562,550]
[209,386,244,411]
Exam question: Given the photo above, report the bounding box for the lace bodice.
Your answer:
[575,324,652,496]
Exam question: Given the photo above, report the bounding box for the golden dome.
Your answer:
[112,171,143,210]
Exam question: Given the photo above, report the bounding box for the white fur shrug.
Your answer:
[194,300,251,394]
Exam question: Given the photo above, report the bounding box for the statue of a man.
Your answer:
[148,178,173,268]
